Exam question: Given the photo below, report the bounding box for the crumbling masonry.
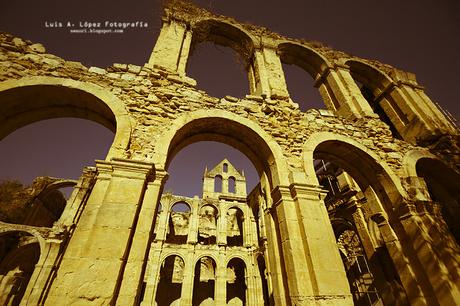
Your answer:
[0,1,459,305]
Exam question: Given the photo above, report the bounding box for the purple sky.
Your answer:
[0,0,459,196]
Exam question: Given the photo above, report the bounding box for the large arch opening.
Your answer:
[154,255,185,306]
[226,258,246,305]
[166,201,191,244]
[192,256,216,306]
[416,158,460,244]
[0,79,129,226]
[308,136,409,305]
[347,60,406,139]
[198,205,218,245]
[152,111,288,302]
[187,20,255,98]
[278,43,332,111]
[226,207,244,247]
[0,231,40,306]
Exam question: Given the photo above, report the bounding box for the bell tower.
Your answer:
[202,158,247,199]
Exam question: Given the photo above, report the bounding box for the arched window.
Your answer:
[198,205,218,245]
[155,255,185,305]
[313,147,408,305]
[228,176,236,193]
[227,258,247,305]
[192,256,216,305]
[188,20,254,98]
[278,43,331,111]
[166,202,191,244]
[214,175,223,193]
[227,207,244,246]
[223,163,228,173]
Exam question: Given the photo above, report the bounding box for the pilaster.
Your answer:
[45,158,154,305]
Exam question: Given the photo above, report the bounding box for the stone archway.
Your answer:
[0,76,131,160]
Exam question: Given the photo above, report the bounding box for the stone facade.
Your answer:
[0,0,459,305]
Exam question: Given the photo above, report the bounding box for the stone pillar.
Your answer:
[21,241,61,305]
[321,66,376,118]
[155,196,170,242]
[215,252,226,305]
[287,181,353,305]
[251,49,271,96]
[115,168,168,305]
[387,83,457,142]
[147,18,190,73]
[259,45,290,98]
[140,243,162,305]
[187,197,199,244]
[45,158,154,305]
[217,205,227,246]
[58,167,96,226]
[179,250,195,306]
[394,202,460,305]
[263,207,289,305]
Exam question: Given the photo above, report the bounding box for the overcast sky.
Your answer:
[0,0,459,197]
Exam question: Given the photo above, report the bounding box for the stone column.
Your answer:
[179,250,195,306]
[215,252,227,305]
[45,158,154,305]
[251,49,271,96]
[115,168,168,305]
[155,196,170,242]
[218,205,227,246]
[187,197,199,245]
[287,181,353,305]
[321,66,376,118]
[263,207,289,305]
[58,167,96,226]
[259,45,290,98]
[147,18,189,73]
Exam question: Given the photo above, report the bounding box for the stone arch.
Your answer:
[226,257,247,305]
[198,204,218,245]
[170,200,192,212]
[154,109,289,189]
[0,76,131,160]
[278,42,332,80]
[155,254,186,306]
[191,18,255,62]
[167,201,191,244]
[225,254,248,267]
[194,254,219,267]
[192,255,217,306]
[402,149,438,178]
[345,59,393,97]
[0,230,42,305]
[159,252,186,265]
[345,60,408,138]
[277,42,333,110]
[32,179,77,227]
[226,206,244,247]
[302,131,407,209]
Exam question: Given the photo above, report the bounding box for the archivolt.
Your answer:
[153,109,289,187]
[0,76,131,160]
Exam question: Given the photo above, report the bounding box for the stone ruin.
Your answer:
[0,0,459,305]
